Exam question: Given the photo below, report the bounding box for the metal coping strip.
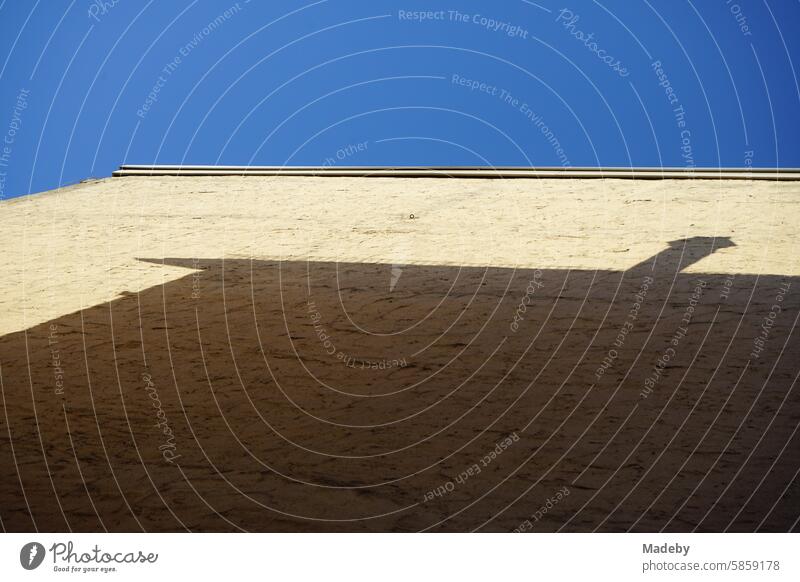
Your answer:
[112,166,800,180]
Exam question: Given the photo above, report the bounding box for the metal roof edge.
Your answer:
[112,165,800,180]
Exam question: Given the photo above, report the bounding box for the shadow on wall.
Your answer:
[0,236,797,532]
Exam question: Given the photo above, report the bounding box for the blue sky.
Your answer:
[0,0,798,199]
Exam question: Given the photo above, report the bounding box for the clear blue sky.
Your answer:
[1,1,798,199]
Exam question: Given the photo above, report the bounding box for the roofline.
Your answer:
[112,165,800,180]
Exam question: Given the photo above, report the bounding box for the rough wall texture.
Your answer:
[0,176,798,531]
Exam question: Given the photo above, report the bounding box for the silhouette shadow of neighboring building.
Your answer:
[0,236,797,532]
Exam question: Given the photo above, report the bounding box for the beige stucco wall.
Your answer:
[1,175,798,336]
